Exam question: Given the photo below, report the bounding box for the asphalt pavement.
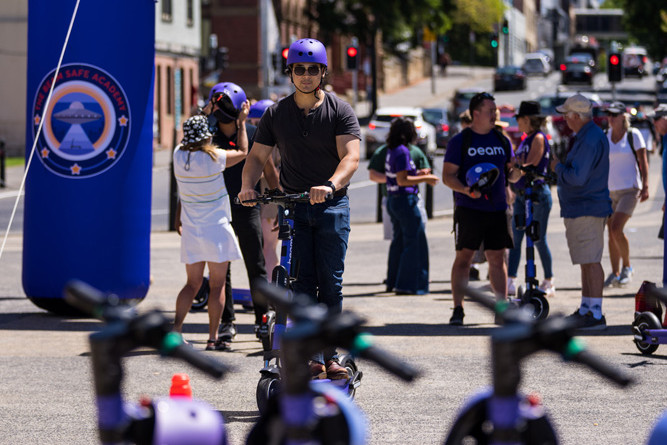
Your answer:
[1,66,667,444]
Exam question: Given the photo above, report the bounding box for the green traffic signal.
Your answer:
[491,40,498,48]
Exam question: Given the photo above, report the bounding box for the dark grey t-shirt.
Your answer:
[254,92,361,193]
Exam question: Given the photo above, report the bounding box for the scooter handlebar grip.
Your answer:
[63,280,110,316]
[360,345,420,382]
[171,344,230,379]
[571,350,634,387]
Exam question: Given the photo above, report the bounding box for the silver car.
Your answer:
[364,106,437,159]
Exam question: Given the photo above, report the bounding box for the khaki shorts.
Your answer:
[564,216,607,265]
[610,188,640,216]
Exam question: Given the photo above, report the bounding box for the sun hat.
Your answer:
[650,103,667,120]
[555,93,592,114]
[181,115,212,146]
[515,101,544,118]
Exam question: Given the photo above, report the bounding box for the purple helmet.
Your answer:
[286,39,328,68]
[207,82,247,120]
[248,99,275,119]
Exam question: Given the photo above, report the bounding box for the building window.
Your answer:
[166,66,172,115]
[187,0,194,27]
[161,0,172,22]
[156,65,162,144]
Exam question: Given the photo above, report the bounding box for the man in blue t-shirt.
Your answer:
[443,92,520,325]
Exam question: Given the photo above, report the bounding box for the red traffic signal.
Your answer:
[345,45,358,70]
[281,47,289,60]
[608,52,622,82]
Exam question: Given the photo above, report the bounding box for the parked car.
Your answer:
[522,53,551,77]
[364,107,437,159]
[623,46,648,78]
[494,66,527,91]
[560,54,594,85]
[449,87,485,121]
[421,106,451,149]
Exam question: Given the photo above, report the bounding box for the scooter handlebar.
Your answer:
[168,340,230,379]
[566,340,634,388]
[356,341,420,383]
[64,280,134,322]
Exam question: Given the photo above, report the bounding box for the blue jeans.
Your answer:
[386,193,429,294]
[508,184,553,279]
[292,195,350,362]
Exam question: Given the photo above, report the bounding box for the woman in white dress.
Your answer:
[604,101,649,288]
[172,113,248,350]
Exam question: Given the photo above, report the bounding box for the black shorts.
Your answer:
[454,206,513,251]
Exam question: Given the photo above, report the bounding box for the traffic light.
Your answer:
[216,46,230,70]
[281,47,289,74]
[501,19,509,35]
[608,52,622,82]
[346,46,358,70]
[491,33,498,49]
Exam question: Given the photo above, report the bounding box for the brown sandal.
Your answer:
[205,338,229,351]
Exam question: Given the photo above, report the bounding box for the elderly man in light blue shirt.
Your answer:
[551,93,612,330]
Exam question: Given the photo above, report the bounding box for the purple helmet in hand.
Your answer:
[248,99,275,119]
[208,82,247,121]
[286,39,328,68]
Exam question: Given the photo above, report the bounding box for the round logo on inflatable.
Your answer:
[32,63,131,178]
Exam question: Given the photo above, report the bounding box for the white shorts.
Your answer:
[180,222,242,264]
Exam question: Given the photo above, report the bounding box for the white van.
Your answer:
[522,53,551,76]
[623,46,648,78]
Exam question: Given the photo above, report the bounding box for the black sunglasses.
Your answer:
[607,112,621,117]
[292,65,321,76]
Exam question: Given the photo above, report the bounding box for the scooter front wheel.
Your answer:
[527,293,549,320]
[339,354,362,399]
[256,374,281,415]
[191,277,210,310]
[633,312,661,355]
[444,391,558,445]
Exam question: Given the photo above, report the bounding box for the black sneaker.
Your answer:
[218,322,237,342]
[577,312,607,330]
[450,306,464,326]
[565,309,587,326]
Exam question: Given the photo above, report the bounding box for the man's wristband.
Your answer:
[324,181,336,194]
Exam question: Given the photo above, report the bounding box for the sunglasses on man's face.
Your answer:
[292,65,321,76]
[607,112,621,117]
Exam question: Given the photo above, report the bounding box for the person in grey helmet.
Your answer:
[237,38,361,380]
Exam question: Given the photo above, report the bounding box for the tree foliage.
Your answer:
[601,0,667,59]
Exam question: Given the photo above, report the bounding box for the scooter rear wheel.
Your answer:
[633,312,661,355]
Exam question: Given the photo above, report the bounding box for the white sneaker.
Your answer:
[508,277,516,296]
[603,273,620,288]
[618,266,634,286]
[539,279,556,297]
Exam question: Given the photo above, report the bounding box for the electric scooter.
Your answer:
[511,164,556,320]
[632,282,667,355]
[237,189,362,414]
[444,285,633,445]
[246,279,419,445]
[64,280,231,445]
